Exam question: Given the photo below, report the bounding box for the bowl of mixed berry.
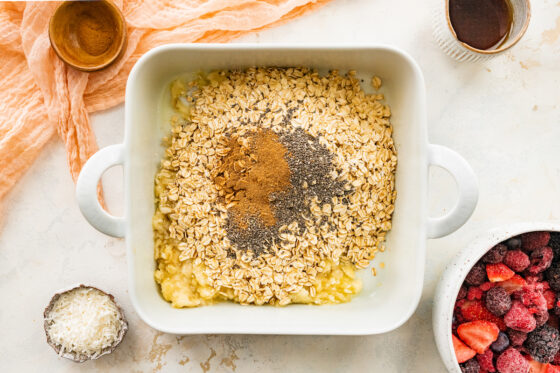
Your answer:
[434,224,560,373]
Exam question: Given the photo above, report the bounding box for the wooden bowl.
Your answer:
[49,0,127,72]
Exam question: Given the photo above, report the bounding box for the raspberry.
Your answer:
[491,332,510,353]
[525,325,560,363]
[525,274,545,283]
[546,262,560,292]
[517,282,547,314]
[458,286,468,300]
[483,244,507,264]
[480,282,496,291]
[506,237,522,250]
[544,290,556,309]
[529,247,554,274]
[468,287,484,300]
[467,263,488,286]
[507,329,528,346]
[504,250,530,272]
[504,301,536,332]
[476,349,495,372]
[485,286,512,316]
[461,358,480,373]
[522,232,551,251]
[496,347,530,373]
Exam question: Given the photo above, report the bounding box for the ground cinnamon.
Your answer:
[76,5,115,56]
[214,129,291,228]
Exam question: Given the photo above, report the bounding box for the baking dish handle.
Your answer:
[427,144,478,239]
[76,144,126,238]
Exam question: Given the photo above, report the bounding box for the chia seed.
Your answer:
[224,119,352,255]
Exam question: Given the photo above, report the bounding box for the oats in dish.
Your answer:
[153,67,397,307]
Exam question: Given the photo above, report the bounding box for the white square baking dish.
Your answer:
[76,44,479,335]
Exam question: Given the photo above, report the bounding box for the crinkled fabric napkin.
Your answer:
[0,0,330,204]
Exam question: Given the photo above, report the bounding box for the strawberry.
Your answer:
[460,300,507,330]
[547,364,560,373]
[452,334,476,363]
[528,360,560,373]
[530,359,548,373]
[457,320,500,354]
[499,274,527,294]
[545,290,556,310]
[487,263,515,282]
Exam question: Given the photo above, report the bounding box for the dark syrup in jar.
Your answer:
[449,0,513,50]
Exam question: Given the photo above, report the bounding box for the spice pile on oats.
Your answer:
[153,67,397,307]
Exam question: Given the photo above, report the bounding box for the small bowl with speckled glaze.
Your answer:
[434,222,560,372]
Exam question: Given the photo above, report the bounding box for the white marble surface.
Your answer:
[1,0,560,371]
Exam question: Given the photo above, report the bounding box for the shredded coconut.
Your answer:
[44,287,123,358]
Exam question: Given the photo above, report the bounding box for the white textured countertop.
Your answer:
[2,0,560,371]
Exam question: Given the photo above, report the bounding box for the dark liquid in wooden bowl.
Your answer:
[449,0,512,50]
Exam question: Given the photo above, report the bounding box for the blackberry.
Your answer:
[485,286,512,316]
[482,244,507,264]
[506,237,522,250]
[525,324,560,363]
[460,358,480,373]
[545,262,560,292]
[550,232,560,259]
[465,262,487,286]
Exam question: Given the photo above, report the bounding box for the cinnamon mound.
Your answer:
[214,129,291,228]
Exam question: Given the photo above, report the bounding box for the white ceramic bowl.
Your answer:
[434,222,560,372]
[76,44,479,335]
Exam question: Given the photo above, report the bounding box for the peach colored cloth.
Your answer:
[0,0,330,202]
